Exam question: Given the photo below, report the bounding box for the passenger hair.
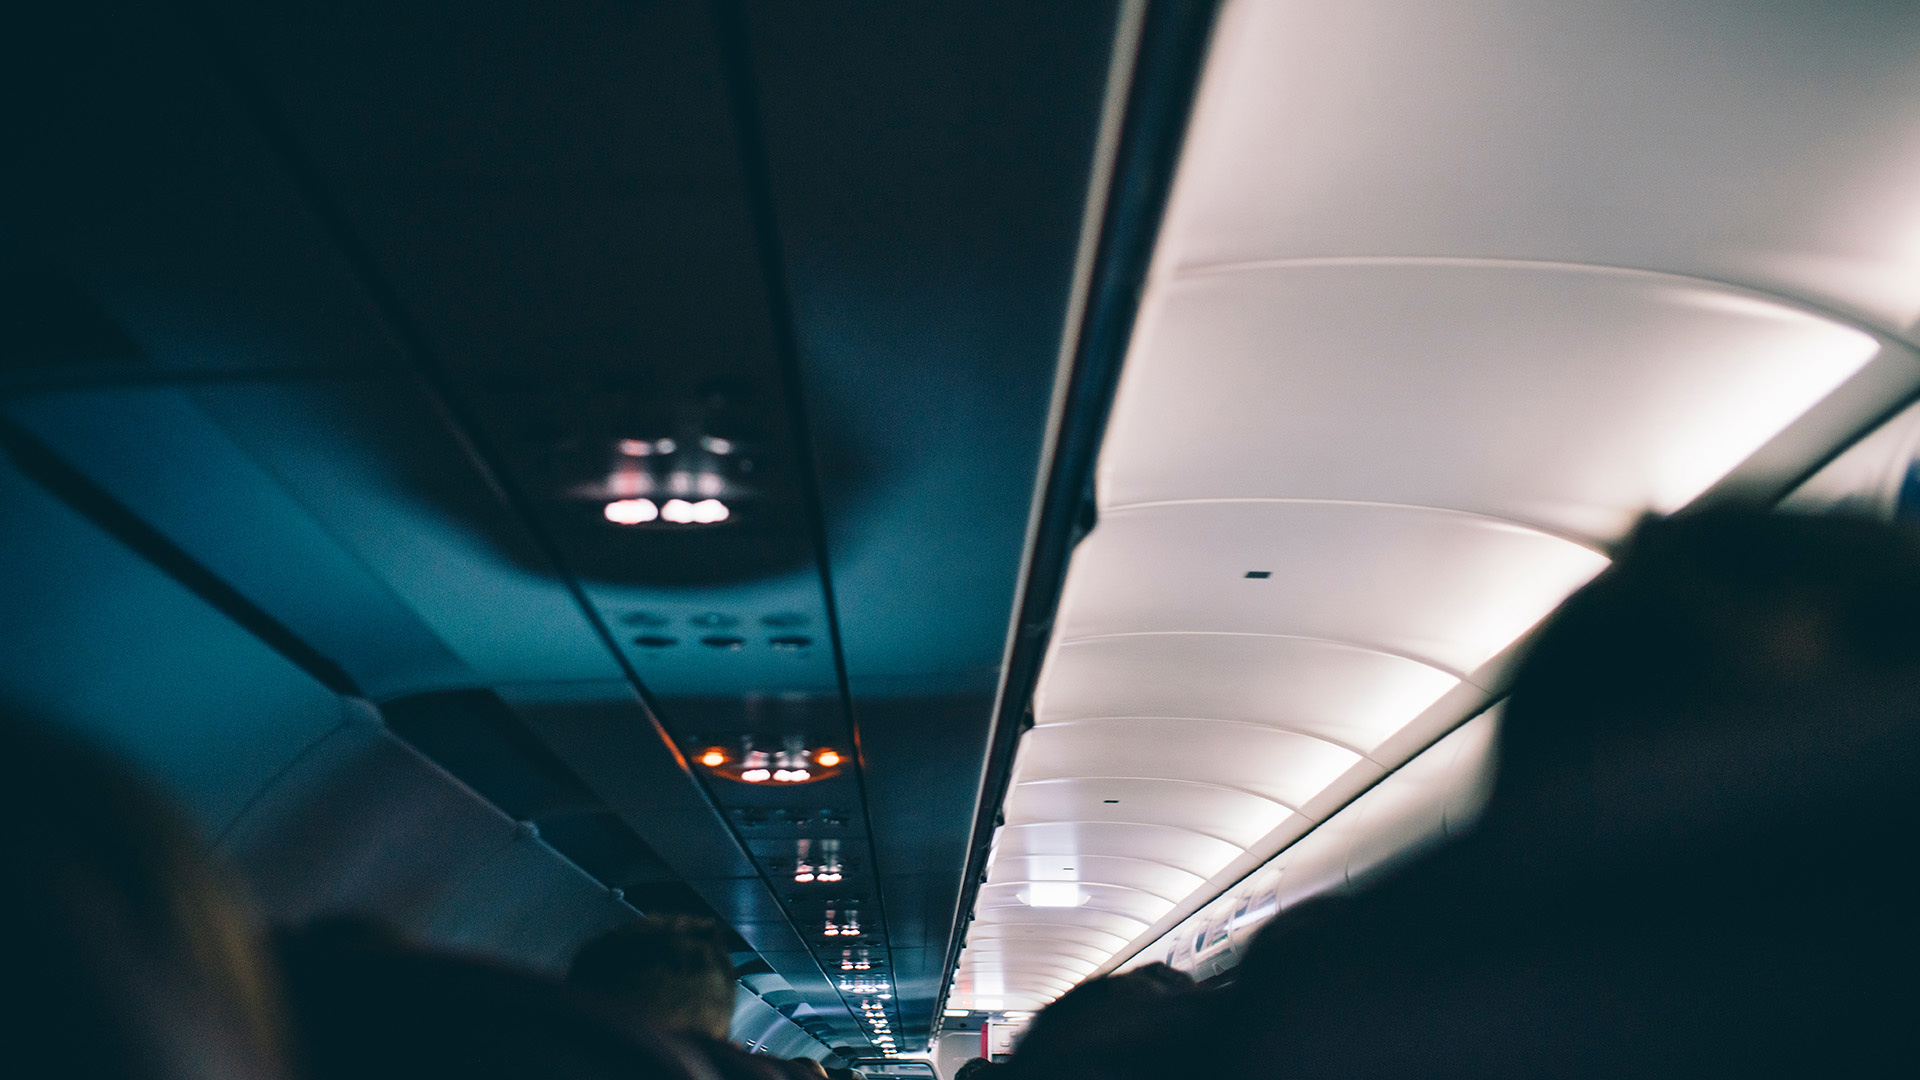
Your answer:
[277,928,704,1080]
[1492,509,1920,846]
[953,1056,1001,1080]
[1005,964,1197,1078]
[568,914,738,1042]
[0,712,287,1080]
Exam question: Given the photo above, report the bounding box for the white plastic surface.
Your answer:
[956,0,1920,1008]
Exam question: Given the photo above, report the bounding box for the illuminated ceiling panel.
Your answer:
[1104,264,1884,540]
[955,0,1920,1013]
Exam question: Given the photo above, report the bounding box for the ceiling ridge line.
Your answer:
[1164,253,1920,355]
[1013,773,1302,814]
[1034,712,1378,758]
[996,819,1250,853]
[980,878,1188,905]
[1052,629,1479,683]
[985,851,1211,878]
[1097,497,1612,556]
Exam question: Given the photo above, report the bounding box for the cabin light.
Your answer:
[943,1009,968,1017]
[816,749,842,767]
[696,471,725,496]
[741,768,771,783]
[617,439,654,456]
[702,436,735,454]
[699,748,728,768]
[608,469,650,497]
[1024,882,1088,908]
[603,499,659,524]
[660,497,731,524]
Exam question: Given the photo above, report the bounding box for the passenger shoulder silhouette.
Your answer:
[0,712,288,1080]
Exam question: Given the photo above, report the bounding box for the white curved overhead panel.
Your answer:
[1105,264,1883,539]
[1039,634,1458,754]
[1017,718,1359,811]
[1003,776,1289,851]
[955,0,1920,1014]
[996,821,1245,880]
[1164,0,1920,336]
[994,853,1204,904]
[1056,502,1608,676]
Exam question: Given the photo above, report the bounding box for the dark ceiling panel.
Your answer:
[5,0,1130,1053]
[743,0,1128,1040]
[3,4,408,381]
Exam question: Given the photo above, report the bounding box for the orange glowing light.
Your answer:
[816,749,842,768]
[699,749,728,768]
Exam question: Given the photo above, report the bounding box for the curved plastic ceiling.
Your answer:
[951,0,1920,1013]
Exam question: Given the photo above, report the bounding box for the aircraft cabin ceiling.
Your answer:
[0,0,1139,1058]
[950,0,1920,1013]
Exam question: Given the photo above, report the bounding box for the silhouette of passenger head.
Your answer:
[782,1057,829,1079]
[0,713,286,1080]
[1005,963,1196,1079]
[1491,509,1920,857]
[954,1056,1001,1080]
[569,915,738,1042]
[1217,510,1920,1075]
[278,922,703,1080]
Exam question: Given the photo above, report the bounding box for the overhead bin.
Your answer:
[954,0,1920,1013]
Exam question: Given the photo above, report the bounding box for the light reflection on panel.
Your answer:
[1056,502,1609,676]
[1038,634,1460,754]
[1014,718,1360,810]
[994,822,1244,880]
[1103,265,1882,538]
[1004,776,1287,850]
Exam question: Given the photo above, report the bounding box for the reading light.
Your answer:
[703,745,843,785]
[603,499,659,524]
[661,498,731,524]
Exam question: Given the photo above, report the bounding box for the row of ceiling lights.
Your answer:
[599,435,743,526]
[793,838,844,883]
[860,996,896,1053]
[823,908,861,937]
[603,496,730,524]
[697,745,842,785]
